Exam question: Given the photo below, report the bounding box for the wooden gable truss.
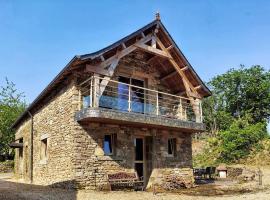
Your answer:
[83,25,204,122]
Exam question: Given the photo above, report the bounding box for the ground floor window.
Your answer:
[103,134,117,155]
[40,138,48,160]
[168,138,176,156]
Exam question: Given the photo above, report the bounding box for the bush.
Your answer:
[218,118,267,163]
[0,160,14,173]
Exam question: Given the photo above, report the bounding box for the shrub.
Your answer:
[218,118,267,163]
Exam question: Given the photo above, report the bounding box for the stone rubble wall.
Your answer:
[14,119,31,181]
[147,168,194,191]
[73,122,194,190]
[14,51,195,189]
[14,79,79,187]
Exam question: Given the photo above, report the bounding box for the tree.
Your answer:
[210,65,270,122]
[0,78,26,160]
[203,65,270,134]
[218,116,267,163]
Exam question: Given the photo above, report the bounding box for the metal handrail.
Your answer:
[92,76,191,100]
[79,76,203,122]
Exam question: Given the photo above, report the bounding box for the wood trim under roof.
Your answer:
[11,19,211,129]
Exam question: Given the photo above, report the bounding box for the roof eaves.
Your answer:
[79,20,159,60]
[11,55,80,129]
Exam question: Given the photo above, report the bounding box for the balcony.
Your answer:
[75,76,204,131]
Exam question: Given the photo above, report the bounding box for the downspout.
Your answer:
[27,111,33,183]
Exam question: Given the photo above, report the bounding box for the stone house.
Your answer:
[11,16,211,190]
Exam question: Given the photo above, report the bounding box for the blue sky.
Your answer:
[1,0,270,104]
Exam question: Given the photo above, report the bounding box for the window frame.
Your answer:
[103,134,117,156]
[40,134,49,162]
[167,138,176,157]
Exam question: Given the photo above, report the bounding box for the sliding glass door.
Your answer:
[117,76,145,113]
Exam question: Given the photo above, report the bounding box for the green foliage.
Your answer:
[0,78,26,159]
[218,117,267,163]
[193,137,221,167]
[211,65,269,122]
[194,117,267,166]
[196,65,270,166]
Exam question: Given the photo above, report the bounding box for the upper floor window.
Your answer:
[168,138,176,156]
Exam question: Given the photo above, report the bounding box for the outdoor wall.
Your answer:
[14,78,79,188]
[73,123,135,190]
[14,119,31,181]
[147,130,194,190]
[31,79,78,187]
[73,122,193,190]
[13,50,194,190]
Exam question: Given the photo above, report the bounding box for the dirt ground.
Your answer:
[1,168,270,200]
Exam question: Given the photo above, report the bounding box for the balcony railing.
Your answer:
[78,76,203,123]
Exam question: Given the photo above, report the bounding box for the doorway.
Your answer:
[134,138,144,181]
[134,136,153,186]
[18,138,23,178]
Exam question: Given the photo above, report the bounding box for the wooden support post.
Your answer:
[178,98,183,120]
[98,58,119,98]
[156,92,159,115]
[78,88,81,110]
[151,36,157,48]
[199,100,203,122]
[193,98,201,123]
[90,77,93,107]
[121,43,126,49]
[93,75,99,107]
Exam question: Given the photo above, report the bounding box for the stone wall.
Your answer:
[14,50,194,189]
[73,124,136,190]
[14,79,79,187]
[72,122,193,190]
[14,119,31,181]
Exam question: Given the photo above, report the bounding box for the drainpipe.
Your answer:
[27,111,33,183]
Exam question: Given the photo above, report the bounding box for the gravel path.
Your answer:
[0,173,270,200]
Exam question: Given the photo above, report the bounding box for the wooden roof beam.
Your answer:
[121,43,126,49]
[134,43,172,59]
[141,32,146,38]
[155,36,201,99]
[100,55,105,62]
[85,65,110,76]
[167,45,174,51]
[195,85,202,90]
[160,71,178,81]
[181,66,189,71]
[99,34,152,68]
